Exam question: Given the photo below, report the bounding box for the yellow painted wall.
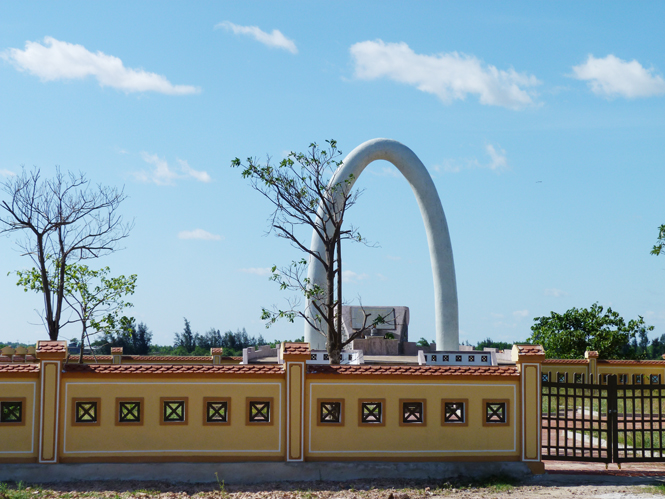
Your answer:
[522,365,539,460]
[542,364,588,382]
[306,378,519,460]
[0,375,39,461]
[59,376,285,461]
[543,362,665,384]
[597,364,665,383]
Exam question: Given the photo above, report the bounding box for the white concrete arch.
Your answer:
[304,138,458,351]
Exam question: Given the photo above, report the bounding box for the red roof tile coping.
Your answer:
[283,343,310,355]
[111,347,123,354]
[135,355,214,362]
[36,340,67,353]
[63,364,282,375]
[514,345,544,355]
[307,364,519,376]
[210,348,224,354]
[598,359,665,365]
[0,364,40,373]
[585,351,599,359]
[67,355,113,361]
[66,355,242,363]
[543,359,588,364]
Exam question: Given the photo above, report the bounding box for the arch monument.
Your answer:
[304,138,459,351]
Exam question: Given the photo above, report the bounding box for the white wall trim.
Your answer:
[38,361,61,463]
[520,363,542,462]
[286,362,305,462]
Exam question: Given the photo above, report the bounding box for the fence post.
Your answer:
[585,351,599,383]
[512,344,545,474]
[281,342,310,462]
[35,340,68,464]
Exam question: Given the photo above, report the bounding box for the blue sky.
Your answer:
[1,1,664,348]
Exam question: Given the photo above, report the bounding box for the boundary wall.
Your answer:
[542,350,665,385]
[0,342,548,473]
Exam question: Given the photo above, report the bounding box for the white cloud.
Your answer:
[513,309,529,320]
[571,54,665,99]
[238,267,272,277]
[368,166,401,178]
[134,153,211,185]
[135,152,179,185]
[342,270,369,283]
[433,143,508,174]
[544,288,567,297]
[178,229,222,241]
[485,144,508,171]
[216,21,297,54]
[1,37,200,95]
[349,40,540,109]
[177,159,211,183]
[0,169,16,177]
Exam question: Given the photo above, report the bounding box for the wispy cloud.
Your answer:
[0,169,16,177]
[349,40,540,109]
[368,166,401,178]
[342,270,369,283]
[485,144,508,171]
[238,267,272,277]
[1,37,200,95]
[178,159,211,183]
[178,229,222,241]
[513,309,529,320]
[134,153,211,185]
[571,54,665,99]
[216,21,297,54]
[544,288,568,297]
[135,153,179,185]
[433,143,509,174]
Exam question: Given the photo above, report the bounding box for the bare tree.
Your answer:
[0,167,132,340]
[232,140,382,364]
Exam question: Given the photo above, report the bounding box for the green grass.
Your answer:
[644,484,665,495]
[0,482,44,499]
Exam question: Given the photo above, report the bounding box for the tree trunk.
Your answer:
[78,323,86,364]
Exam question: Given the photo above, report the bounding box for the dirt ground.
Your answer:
[4,476,665,499]
[4,462,665,499]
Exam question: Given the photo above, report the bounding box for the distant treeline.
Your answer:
[89,318,269,357]
[466,335,665,360]
[7,332,665,360]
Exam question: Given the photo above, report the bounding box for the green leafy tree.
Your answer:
[14,260,137,362]
[97,321,152,356]
[650,334,665,360]
[475,338,515,351]
[652,224,665,256]
[174,318,196,353]
[528,303,654,359]
[0,167,132,340]
[232,140,382,364]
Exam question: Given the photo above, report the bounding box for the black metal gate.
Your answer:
[542,374,665,464]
